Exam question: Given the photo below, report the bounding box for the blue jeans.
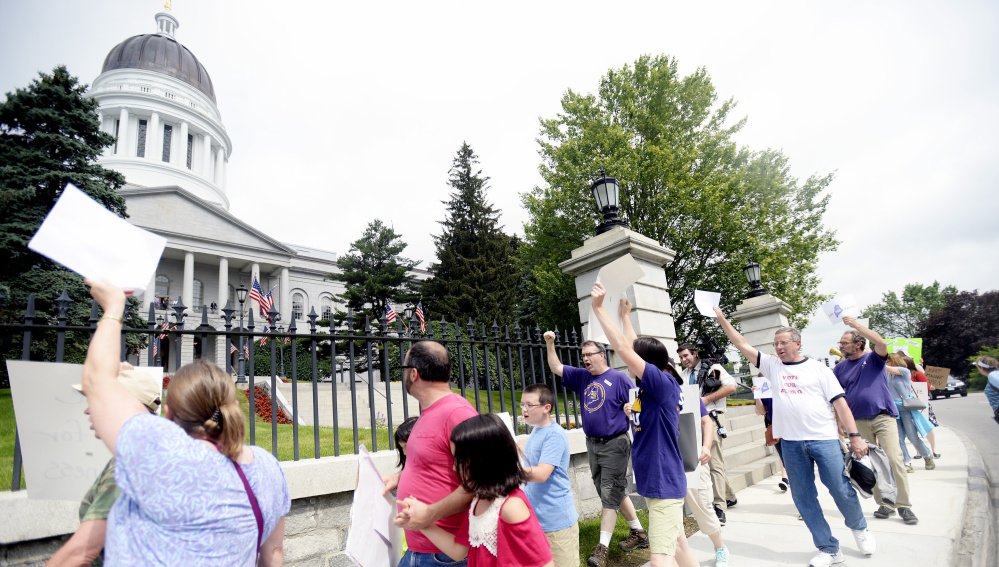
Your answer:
[397,550,467,567]
[781,439,867,554]
[897,410,931,459]
[985,384,999,412]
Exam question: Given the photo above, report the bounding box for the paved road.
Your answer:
[928,391,999,546]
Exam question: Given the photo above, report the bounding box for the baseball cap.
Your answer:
[846,454,877,499]
[73,369,162,414]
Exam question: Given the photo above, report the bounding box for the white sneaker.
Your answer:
[809,551,846,566]
[853,527,876,556]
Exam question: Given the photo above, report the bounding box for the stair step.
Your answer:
[724,440,773,468]
[726,453,782,493]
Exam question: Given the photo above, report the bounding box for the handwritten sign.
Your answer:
[6,361,112,501]
[924,366,950,390]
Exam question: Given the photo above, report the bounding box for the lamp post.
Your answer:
[743,260,769,299]
[236,283,249,383]
[276,323,285,377]
[591,168,629,235]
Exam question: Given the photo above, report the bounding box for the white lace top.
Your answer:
[467,495,507,556]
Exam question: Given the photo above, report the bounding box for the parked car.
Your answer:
[930,376,968,399]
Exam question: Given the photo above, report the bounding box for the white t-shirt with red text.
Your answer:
[758,352,845,442]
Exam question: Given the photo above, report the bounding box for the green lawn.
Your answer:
[0,389,24,491]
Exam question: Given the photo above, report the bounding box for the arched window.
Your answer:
[321,296,334,322]
[155,275,170,297]
[192,279,203,310]
[292,292,305,320]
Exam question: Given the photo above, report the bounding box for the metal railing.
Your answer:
[1,292,585,491]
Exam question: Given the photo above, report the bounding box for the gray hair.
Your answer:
[774,327,801,342]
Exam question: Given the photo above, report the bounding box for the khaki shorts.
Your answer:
[647,497,684,556]
[545,523,580,567]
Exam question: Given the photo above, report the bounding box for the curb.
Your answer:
[950,428,996,567]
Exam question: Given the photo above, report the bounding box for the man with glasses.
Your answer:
[520,383,579,567]
[833,316,921,525]
[714,309,875,567]
[544,331,646,567]
[385,340,477,566]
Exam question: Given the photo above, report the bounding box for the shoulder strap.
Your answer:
[230,458,264,555]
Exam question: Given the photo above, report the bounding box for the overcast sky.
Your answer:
[2,0,997,358]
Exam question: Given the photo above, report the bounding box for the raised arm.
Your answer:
[590,284,646,379]
[713,307,759,364]
[543,331,564,377]
[619,298,638,344]
[842,316,887,357]
[81,280,146,454]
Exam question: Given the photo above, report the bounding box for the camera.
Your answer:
[709,409,728,439]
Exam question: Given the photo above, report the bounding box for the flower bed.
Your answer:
[243,385,293,424]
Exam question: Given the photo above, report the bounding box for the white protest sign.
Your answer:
[680,384,703,489]
[6,360,112,501]
[752,375,773,399]
[345,445,401,567]
[821,294,860,324]
[693,290,721,317]
[496,411,516,439]
[587,254,646,344]
[28,183,167,292]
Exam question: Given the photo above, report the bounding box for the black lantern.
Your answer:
[235,283,249,384]
[743,260,768,298]
[236,283,249,305]
[591,168,629,235]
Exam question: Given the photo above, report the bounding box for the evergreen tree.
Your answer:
[329,219,418,323]
[0,66,132,381]
[422,143,520,326]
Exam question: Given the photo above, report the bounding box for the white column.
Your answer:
[117,108,130,156]
[201,133,213,178]
[182,252,194,315]
[176,121,189,167]
[219,153,227,191]
[148,112,160,161]
[214,147,224,185]
[280,268,290,322]
[218,257,229,308]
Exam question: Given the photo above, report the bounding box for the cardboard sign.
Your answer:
[924,366,950,390]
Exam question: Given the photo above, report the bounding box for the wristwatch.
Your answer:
[847,432,861,438]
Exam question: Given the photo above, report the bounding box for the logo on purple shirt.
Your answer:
[583,381,606,412]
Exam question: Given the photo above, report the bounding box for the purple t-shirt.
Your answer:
[630,363,686,499]
[561,366,634,438]
[833,351,897,420]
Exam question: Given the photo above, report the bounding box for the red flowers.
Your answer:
[243,385,293,424]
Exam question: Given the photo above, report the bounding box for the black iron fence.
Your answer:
[2,293,586,491]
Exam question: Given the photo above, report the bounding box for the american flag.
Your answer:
[229,342,238,355]
[158,321,170,340]
[151,337,159,360]
[414,302,426,333]
[248,278,273,316]
[259,325,270,347]
[244,345,250,359]
[384,303,397,325]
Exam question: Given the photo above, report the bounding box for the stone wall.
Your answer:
[0,430,604,566]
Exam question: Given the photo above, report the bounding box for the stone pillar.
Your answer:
[731,294,793,373]
[148,112,160,161]
[214,146,224,185]
[201,133,213,178]
[281,268,290,322]
[177,121,189,167]
[116,108,129,156]
[218,257,229,308]
[558,227,679,363]
[182,252,194,315]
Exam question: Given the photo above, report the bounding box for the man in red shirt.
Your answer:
[384,340,477,566]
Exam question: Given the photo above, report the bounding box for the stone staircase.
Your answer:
[721,404,782,493]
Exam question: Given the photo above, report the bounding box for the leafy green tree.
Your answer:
[862,281,957,338]
[422,143,521,325]
[918,290,999,377]
[329,219,418,322]
[0,66,137,383]
[521,54,839,341]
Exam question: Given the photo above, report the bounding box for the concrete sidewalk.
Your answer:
[648,426,969,566]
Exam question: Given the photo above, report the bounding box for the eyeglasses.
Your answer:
[773,340,798,348]
[581,351,604,358]
[520,403,545,409]
[837,341,852,346]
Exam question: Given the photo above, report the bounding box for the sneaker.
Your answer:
[726,498,738,509]
[714,505,727,525]
[619,528,649,552]
[933,452,941,459]
[873,505,896,519]
[905,463,915,474]
[808,551,846,566]
[715,546,730,567]
[587,544,608,567]
[778,477,789,492]
[925,458,936,470]
[899,507,919,525]
[913,454,922,459]
[853,528,876,555]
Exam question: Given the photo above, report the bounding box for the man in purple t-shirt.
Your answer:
[833,316,920,526]
[544,331,646,567]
